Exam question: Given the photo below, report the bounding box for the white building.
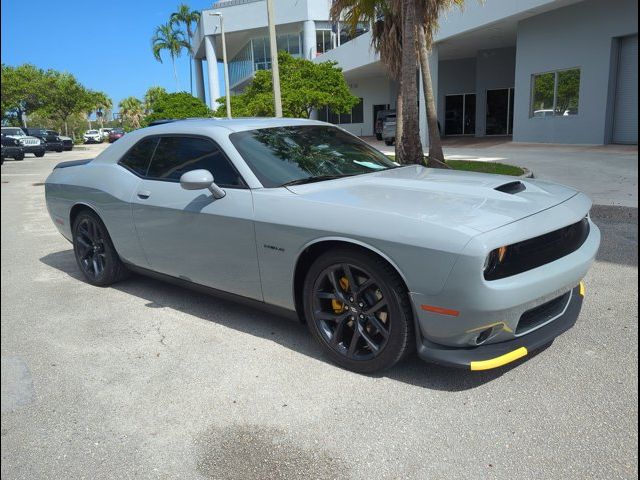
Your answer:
[192,0,638,145]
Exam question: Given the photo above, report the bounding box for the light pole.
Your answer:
[266,0,283,117]
[210,12,231,119]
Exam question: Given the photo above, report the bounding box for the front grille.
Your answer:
[21,138,40,145]
[517,291,571,334]
[485,217,590,280]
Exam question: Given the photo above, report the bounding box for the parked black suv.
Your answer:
[46,130,74,151]
[1,135,26,164]
[24,128,64,152]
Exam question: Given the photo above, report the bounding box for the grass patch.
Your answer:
[387,156,524,176]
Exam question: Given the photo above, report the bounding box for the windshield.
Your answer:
[229,126,396,188]
[87,130,99,134]
[2,128,24,136]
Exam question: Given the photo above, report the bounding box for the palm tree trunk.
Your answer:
[171,55,180,91]
[398,0,423,164]
[417,25,449,169]
[64,120,69,136]
[394,82,404,161]
[187,29,194,95]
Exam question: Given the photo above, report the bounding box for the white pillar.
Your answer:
[194,58,206,103]
[419,46,438,148]
[204,35,220,109]
[303,20,316,59]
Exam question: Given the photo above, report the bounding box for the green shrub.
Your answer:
[145,92,212,124]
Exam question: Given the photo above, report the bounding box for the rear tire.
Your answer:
[15,152,25,160]
[303,247,414,373]
[384,140,394,146]
[72,210,129,286]
[375,133,383,141]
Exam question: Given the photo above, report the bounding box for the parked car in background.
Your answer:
[1,127,46,157]
[108,128,125,143]
[381,114,396,146]
[99,128,113,141]
[46,130,73,151]
[25,128,64,152]
[375,109,395,140]
[1,134,26,164]
[83,130,102,144]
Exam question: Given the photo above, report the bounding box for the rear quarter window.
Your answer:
[118,137,159,176]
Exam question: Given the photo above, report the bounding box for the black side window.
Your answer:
[147,136,243,187]
[119,137,158,176]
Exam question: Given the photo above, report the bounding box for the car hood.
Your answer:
[285,165,578,234]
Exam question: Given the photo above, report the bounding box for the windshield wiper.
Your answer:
[280,174,353,187]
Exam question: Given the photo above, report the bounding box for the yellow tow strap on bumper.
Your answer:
[470,347,528,371]
[579,281,585,297]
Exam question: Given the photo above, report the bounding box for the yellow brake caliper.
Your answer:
[331,277,350,313]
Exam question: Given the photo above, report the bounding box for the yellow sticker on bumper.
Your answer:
[470,347,528,371]
[579,281,585,297]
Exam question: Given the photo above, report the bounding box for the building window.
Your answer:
[317,98,364,125]
[531,68,580,117]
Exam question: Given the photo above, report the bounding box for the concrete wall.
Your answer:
[437,58,476,128]
[513,0,638,144]
[336,76,394,136]
[475,47,516,136]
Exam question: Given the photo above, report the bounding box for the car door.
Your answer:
[130,134,262,301]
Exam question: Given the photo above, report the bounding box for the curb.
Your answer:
[519,167,534,178]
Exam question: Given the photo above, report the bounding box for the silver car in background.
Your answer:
[45,118,600,373]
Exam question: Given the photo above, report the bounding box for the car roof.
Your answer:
[143,117,328,134]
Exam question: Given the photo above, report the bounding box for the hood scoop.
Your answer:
[494,181,526,195]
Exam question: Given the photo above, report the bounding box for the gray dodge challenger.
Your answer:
[45,118,600,373]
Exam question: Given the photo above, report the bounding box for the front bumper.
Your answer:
[417,283,584,369]
[44,141,64,151]
[23,144,45,154]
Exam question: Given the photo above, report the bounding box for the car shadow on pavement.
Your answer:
[40,249,549,392]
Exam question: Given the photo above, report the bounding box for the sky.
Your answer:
[1,0,225,114]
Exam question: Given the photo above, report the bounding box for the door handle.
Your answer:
[137,190,151,200]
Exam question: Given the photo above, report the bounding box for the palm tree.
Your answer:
[119,96,145,129]
[416,0,463,166]
[151,22,190,91]
[144,86,168,114]
[332,0,462,167]
[93,91,112,128]
[170,4,201,95]
[331,0,408,161]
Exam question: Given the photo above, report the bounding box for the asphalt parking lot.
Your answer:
[1,145,638,479]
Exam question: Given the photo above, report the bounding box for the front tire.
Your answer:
[303,248,414,373]
[35,151,45,157]
[14,152,25,160]
[72,210,129,286]
[384,139,394,146]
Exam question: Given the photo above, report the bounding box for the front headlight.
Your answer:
[483,245,508,275]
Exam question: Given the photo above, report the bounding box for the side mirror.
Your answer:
[179,169,226,199]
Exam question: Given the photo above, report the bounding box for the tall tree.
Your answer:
[170,4,201,95]
[214,52,359,119]
[331,1,407,161]
[118,97,145,129]
[144,86,169,113]
[40,72,92,135]
[1,64,52,127]
[151,22,190,91]
[93,91,113,128]
[416,0,463,166]
[331,0,462,167]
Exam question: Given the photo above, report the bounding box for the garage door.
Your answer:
[612,34,638,145]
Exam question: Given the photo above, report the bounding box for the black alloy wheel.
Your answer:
[303,248,414,373]
[72,210,128,286]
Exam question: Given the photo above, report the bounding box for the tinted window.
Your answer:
[119,137,158,176]
[146,136,243,187]
[229,126,396,188]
